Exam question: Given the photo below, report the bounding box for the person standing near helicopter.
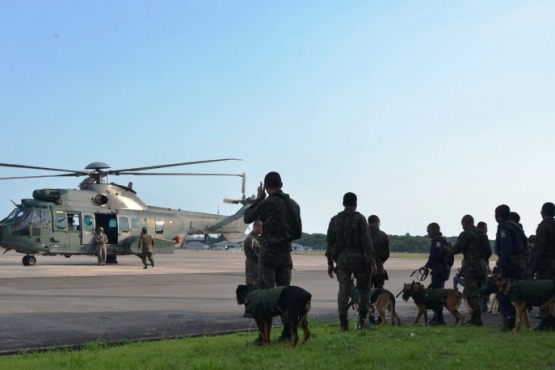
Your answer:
[94,227,108,266]
[138,227,155,269]
[244,171,302,342]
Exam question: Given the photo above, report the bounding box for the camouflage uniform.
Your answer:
[244,189,301,339]
[244,189,301,289]
[451,226,491,325]
[138,232,154,268]
[495,220,526,329]
[93,230,108,266]
[368,225,389,288]
[527,217,555,328]
[243,231,261,286]
[327,208,375,329]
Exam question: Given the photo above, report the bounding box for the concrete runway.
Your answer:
[0,250,509,354]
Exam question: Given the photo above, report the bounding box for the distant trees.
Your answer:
[297,232,462,254]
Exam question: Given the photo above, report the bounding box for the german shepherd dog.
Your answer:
[481,268,555,332]
[236,285,311,347]
[349,285,401,326]
[397,281,470,325]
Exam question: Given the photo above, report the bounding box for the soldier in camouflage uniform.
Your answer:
[326,192,377,331]
[138,227,154,269]
[244,171,302,341]
[494,204,526,331]
[368,215,390,289]
[526,202,555,330]
[450,215,491,326]
[243,220,262,286]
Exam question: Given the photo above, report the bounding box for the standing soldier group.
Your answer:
[241,177,555,333]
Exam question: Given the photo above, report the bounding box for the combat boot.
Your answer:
[501,317,515,332]
[430,309,446,325]
[339,314,349,332]
[356,311,368,330]
[464,314,483,326]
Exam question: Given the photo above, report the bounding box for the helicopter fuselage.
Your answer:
[0,182,249,265]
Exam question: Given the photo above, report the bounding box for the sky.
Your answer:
[1,1,554,238]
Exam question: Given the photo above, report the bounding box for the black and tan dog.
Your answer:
[397,281,470,325]
[350,286,401,326]
[236,284,311,346]
[481,268,555,332]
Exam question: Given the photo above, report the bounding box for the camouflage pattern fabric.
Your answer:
[243,232,261,285]
[244,286,286,317]
[529,218,555,277]
[244,190,301,248]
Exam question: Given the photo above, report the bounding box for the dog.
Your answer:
[236,284,311,346]
[488,294,499,314]
[480,268,555,332]
[397,281,470,325]
[349,285,401,326]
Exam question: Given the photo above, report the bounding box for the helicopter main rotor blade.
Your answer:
[120,172,244,177]
[0,162,84,174]
[0,173,83,181]
[108,158,241,174]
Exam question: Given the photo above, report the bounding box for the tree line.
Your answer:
[296,232,463,254]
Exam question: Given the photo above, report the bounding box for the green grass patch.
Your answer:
[1,321,553,369]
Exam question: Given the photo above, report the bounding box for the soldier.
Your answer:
[138,227,154,269]
[526,202,555,330]
[420,222,452,325]
[368,215,390,289]
[477,220,492,312]
[244,171,302,341]
[494,204,526,331]
[243,220,262,286]
[94,226,108,266]
[450,215,491,326]
[326,192,377,331]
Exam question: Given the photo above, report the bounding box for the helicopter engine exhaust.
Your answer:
[94,194,109,205]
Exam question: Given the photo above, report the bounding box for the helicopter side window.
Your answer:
[55,213,67,230]
[155,220,164,234]
[83,215,94,231]
[67,213,80,231]
[119,217,130,233]
[131,218,140,230]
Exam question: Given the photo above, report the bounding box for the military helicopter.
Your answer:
[0,159,253,266]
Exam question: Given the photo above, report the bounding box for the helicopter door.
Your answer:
[82,214,96,251]
[53,211,82,251]
[94,214,118,244]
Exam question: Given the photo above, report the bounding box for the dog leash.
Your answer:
[410,268,429,282]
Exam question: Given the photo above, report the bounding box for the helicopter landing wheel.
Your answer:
[22,255,37,266]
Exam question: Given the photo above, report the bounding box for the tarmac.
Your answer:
[0,250,525,355]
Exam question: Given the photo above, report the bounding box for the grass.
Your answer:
[1,321,553,370]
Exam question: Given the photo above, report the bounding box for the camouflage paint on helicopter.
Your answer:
[0,160,252,266]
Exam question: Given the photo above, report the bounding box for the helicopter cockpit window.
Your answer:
[32,209,49,224]
[9,208,32,235]
[155,220,164,234]
[83,215,94,231]
[55,213,67,230]
[1,208,20,222]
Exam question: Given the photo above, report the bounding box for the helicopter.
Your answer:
[0,159,253,266]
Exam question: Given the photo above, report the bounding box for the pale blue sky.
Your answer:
[1,1,554,237]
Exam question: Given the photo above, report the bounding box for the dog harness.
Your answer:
[509,280,555,307]
[244,286,286,317]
